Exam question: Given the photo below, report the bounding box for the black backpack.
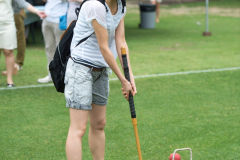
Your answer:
[49,0,126,93]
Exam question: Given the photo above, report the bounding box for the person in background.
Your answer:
[67,0,82,27]
[38,0,68,83]
[2,2,29,76]
[150,0,162,23]
[13,7,26,71]
[0,0,46,87]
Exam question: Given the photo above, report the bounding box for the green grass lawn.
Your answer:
[0,71,239,159]
[0,0,239,159]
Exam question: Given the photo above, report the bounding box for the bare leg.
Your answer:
[3,49,16,84]
[88,104,107,160]
[151,1,160,23]
[156,2,160,23]
[66,108,89,160]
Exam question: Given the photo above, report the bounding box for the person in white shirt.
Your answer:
[64,0,137,159]
[38,0,68,83]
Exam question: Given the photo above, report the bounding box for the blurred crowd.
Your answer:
[0,0,82,87]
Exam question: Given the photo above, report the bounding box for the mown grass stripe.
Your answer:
[0,67,239,91]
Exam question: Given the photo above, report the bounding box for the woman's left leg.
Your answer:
[3,49,16,84]
[88,103,107,160]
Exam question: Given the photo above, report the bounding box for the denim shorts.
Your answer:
[64,58,109,110]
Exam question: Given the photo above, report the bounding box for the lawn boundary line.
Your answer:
[0,67,239,91]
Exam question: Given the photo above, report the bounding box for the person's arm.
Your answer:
[13,0,47,18]
[42,0,47,2]
[92,19,134,100]
[26,5,47,19]
[115,17,137,99]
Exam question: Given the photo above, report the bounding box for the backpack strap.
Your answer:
[98,0,108,12]
[75,0,88,19]
[121,0,126,13]
[75,0,108,17]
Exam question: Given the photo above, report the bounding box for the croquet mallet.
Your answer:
[121,47,142,160]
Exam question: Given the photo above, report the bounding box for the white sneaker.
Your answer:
[15,63,23,71]
[38,75,52,83]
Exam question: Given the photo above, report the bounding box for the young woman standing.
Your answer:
[64,0,137,159]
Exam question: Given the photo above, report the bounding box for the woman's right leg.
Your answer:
[66,108,89,160]
[3,49,15,84]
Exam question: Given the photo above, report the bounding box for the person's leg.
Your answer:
[151,0,160,23]
[87,68,109,159]
[42,19,56,70]
[65,59,95,159]
[3,49,16,84]
[88,104,106,160]
[14,13,26,68]
[156,2,160,23]
[53,22,64,49]
[38,19,55,83]
[66,108,89,160]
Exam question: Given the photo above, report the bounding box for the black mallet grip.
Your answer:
[121,47,136,119]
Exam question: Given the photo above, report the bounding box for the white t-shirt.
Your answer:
[70,0,126,68]
[45,0,68,23]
